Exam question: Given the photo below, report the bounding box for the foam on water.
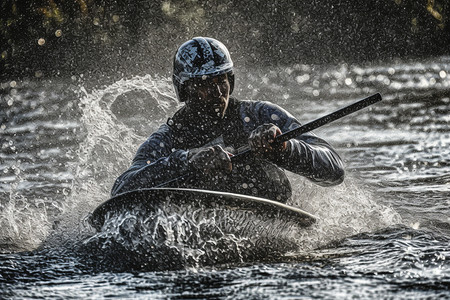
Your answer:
[288,176,402,252]
[0,174,52,252]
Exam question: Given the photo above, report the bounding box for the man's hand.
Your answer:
[248,123,287,159]
[188,145,232,175]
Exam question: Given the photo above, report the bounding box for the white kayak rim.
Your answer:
[89,187,318,231]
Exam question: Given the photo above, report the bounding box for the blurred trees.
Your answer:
[0,0,163,78]
[0,0,448,79]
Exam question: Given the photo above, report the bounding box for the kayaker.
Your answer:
[111,37,344,202]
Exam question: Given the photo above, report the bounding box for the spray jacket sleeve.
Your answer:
[277,133,345,186]
[243,101,345,186]
[110,124,189,196]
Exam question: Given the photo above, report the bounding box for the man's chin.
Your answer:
[209,106,226,118]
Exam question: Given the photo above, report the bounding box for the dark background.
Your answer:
[1,0,448,81]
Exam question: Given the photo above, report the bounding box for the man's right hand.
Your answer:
[187,145,232,175]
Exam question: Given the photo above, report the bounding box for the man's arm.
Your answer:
[247,101,345,186]
[110,124,190,196]
[275,131,345,186]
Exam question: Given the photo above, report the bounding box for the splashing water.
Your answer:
[83,201,302,271]
[45,73,402,269]
[288,176,402,252]
[70,74,179,206]
[2,57,449,299]
[0,177,51,252]
[1,72,402,263]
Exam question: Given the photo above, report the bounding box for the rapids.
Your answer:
[1,57,449,298]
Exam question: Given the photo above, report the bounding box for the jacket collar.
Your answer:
[167,97,239,132]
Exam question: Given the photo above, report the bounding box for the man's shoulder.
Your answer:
[233,98,282,113]
[235,98,290,118]
[142,123,173,145]
[133,123,173,159]
[232,98,300,132]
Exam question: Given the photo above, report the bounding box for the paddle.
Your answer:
[156,93,382,187]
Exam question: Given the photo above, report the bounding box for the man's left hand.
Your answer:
[248,123,287,159]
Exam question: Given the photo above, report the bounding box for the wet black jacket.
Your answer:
[111,98,344,202]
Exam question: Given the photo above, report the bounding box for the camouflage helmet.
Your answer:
[172,37,234,101]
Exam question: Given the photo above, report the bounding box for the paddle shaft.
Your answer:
[156,93,382,187]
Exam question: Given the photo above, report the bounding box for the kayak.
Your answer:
[88,188,317,231]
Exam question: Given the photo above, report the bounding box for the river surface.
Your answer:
[1,57,449,298]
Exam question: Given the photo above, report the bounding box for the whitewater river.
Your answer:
[1,56,449,298]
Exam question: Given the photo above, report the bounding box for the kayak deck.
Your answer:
[89,188,317,231]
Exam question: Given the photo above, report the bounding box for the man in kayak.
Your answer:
[111,37,344,203]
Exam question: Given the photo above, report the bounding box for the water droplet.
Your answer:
[244,117,250,123]
[439,70,447,78]
[55,30,62,37]
[38,38,45,46]
[411,222,420,230]
[295,74,310,84]
[271,114,280,121]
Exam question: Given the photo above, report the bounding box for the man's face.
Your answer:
[185,74,230,120]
